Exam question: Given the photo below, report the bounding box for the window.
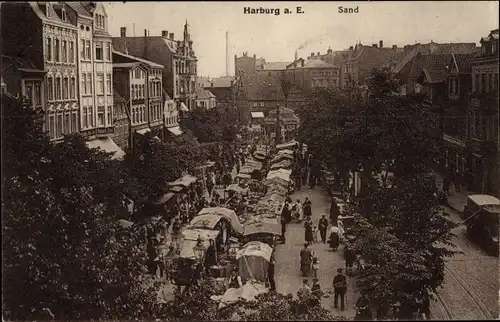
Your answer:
[488,74,493,92]
[55,77,61,100]
[81,40,85,59]
[48,113,56,138]
[82,107,88,128]
[97,106,105,126]
[56,114,63,138]
[495,73,499,92]
[63,77,69,99]
[481,74,486,93]
[47,77,54,100]
[46,37,52,61]
[104,43,110,61]
[95,42,103,60]
[85,40,91,60]
[97,74,104,94]
[134,69,141,79]
[72,112,78,133]
[54,38,60,62]
[474,74,480,92]
[34,83,41,106]
[106,74,112,94]
[70,77,76,99]
[62,40,67,62]
[25,82,34,106]
[89,106,94,127]
[61,8,67,21]
[87,73,92,94]
[107,107,112,125]
[69,41,74,63]
[64,112,70,134]
[253,102,257,108]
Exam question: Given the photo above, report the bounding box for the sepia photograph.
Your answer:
[1,1,499,321]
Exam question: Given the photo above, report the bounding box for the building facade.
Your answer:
[66,2,114,140]
[164,94,183,137]
[195,88,216,109]
[112,51,164,145]
[112,22,197,112]
[2,2,80,141]
[112,91,129,150]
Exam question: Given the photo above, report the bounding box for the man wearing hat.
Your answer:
[332,268,348,311]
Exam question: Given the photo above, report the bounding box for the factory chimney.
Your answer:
[295,50,298,62]
[225,31,230,76]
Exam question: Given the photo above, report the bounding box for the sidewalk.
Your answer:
[433,171,468,213]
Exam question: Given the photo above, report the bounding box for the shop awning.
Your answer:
[86,137,125,161]
[167,126,183,136]
[180,102,189,112]
[251,112,265,118]
[136,128,151,135]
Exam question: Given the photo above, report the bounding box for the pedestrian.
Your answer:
[268,256,276,292]
[204,239,217,275]
[207,179,214,196]
[280,215,287,244]
[330,198,340,226]
[344,245,356,276]
[171,219,182,250]
[328,225,340,251]
[318,214,329,243]
[213,190,220,205]
[228,267,243,289]
[443,176,450,194]
[303,197,312,218]
[281,200,292,224]
[297,278,311,299]
[332,268,347,311]
[311,277,322,304]
[312,256,319,277]
[300,243,313,277]
[355,293,372,321]
[304,217,314,244]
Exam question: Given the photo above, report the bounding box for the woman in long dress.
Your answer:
[296,199,304,221]
[328,225,340,251]
[304,218,314,244]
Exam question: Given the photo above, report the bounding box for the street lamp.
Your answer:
[192,235,206,261]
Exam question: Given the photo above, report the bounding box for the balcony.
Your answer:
[442,133,467,148]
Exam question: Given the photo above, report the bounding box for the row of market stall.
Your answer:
[170,140,303,307]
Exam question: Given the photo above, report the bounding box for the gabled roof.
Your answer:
[112,37,176,60]
[209,76,235,88]
[449,53,474,74]
[112,62,142,69]
[421,69,446,84]
[1,55,46,73]
[261,62,290,70]
[407,53,451,84]
[303,58,336,69]
[66,2,92,18]
[112,51,164,69]
[196,88,216,99]
[28,2,76,28]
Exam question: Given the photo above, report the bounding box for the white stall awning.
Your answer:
[180,102,189,112]
[136,128,151,135]
[86,137,125,161]
[167,126,183,136]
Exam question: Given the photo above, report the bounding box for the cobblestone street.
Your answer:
[431,174,499,319]
[274,185,357,319]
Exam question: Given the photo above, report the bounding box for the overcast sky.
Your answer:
[107,1,499,77]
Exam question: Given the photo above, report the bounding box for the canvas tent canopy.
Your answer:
[188,214,227,231]
[168,174,198,187]
[270,160,292,170]
[243,220,281,236]
[180,228,220,259]
[226,184,249,194]
[236,241,273,283]
[216,281,268,309]
[271,153,294,164]
[276,140,299,150]
[266,169,292,182]
[236,173,251,179]
[117,219,134,228]
[198,207,244,235]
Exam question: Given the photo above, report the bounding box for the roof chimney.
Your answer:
[144,29,148,59]
[169,33,174,40]
[311,52,314,56]
[301,60,304,67]
[120,27,126,37]
[317,52,320,56]
[162,30,168,38]
[349,46,354,50]
[372,44,378,48]
[392,45,397,49]
[379,40,383,48]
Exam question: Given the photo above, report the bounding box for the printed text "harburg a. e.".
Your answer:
[243,7,305,16]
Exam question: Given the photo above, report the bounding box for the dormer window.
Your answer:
[95,14,105,29]
[61,8,67,21]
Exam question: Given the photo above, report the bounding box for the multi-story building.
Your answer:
[416,30,499,196]
[286,57,341,90]
[2,2,80,141]
[195,88,216,109]
[65,2,114,141]
[112,22,198,111]
[164,93,183,137]
[66,2,114,139]
[112,51,164,145]
[112,91,129,150]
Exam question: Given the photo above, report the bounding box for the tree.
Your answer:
[297,69,456,318]
[155,277,342,321]
[180,105,239,144]
[2,96,158,320]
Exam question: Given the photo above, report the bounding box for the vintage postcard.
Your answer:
[1,1,498,321]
